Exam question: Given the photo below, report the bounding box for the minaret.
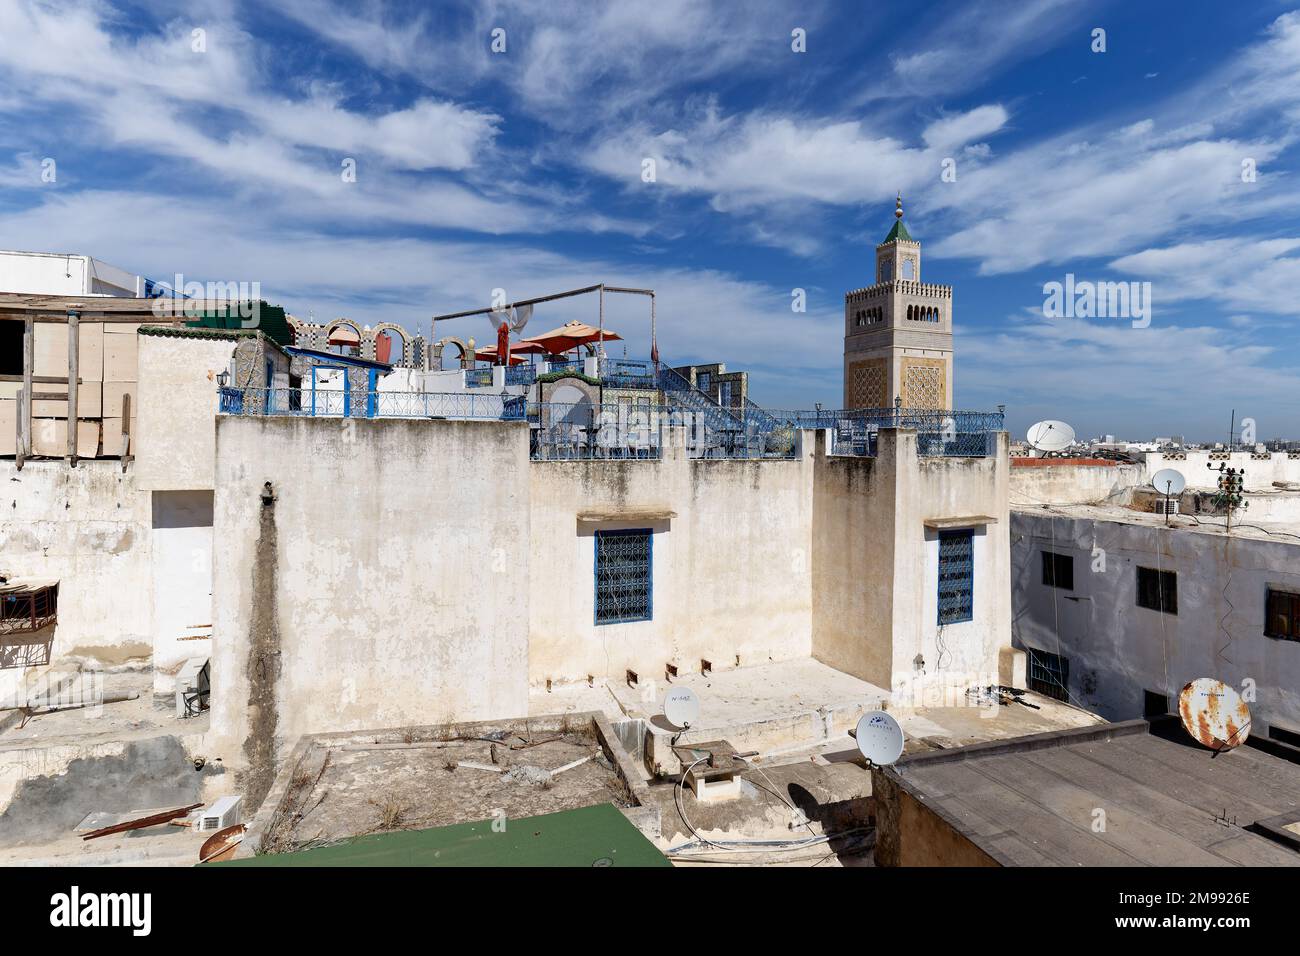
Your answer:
[842,195,954,410]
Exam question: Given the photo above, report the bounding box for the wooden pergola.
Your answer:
[0,293,236,466]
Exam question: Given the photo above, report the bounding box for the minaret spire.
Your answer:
[895,192,903,220]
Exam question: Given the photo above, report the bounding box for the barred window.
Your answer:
[1136,566,1177,615]
[938,529,974,625]
[595,530,652,625]
[1027,647,1070,702]
[1265,589,1300,641]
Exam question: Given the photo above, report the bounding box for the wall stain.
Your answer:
[241,484,282,813]
[64,641,151,664]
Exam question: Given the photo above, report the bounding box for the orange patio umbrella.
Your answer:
[521,320,622,356]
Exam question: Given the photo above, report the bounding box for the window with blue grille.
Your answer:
[1026,647,1070,702]
[595,529,653,625]
[937,529,974,625]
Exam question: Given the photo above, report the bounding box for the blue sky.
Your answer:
[2,0,1298,442]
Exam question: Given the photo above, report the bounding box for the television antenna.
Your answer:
[1207,462,1248,533]
[1026,420,1076,458]
[853,710,905,766]
[1150,467,1186,525]
[662,686,700,732]
[1178,678,1251,752]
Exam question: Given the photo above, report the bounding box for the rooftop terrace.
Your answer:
[219,383,1005,462]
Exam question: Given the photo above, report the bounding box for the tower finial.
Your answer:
[895,193,904,220]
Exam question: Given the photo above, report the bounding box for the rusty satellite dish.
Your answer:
[198,823,247,864]
[1178,678,1251,751]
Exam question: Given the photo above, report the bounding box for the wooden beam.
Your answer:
[19,316,32,459]
[120,393,133,467]
[31,392,67,402]
[12,388,22,471]
[19,314,173,324]
[0,375,84,384]
[66,311,78,464]
[82,803,203,841]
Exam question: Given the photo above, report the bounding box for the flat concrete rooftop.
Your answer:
[888,720,1300,866]
[1013,500,1300,542]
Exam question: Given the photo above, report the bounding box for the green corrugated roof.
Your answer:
[881,219,913,244]
[138,325,261,341]
[219,803,670,868]
[184,302,293,346]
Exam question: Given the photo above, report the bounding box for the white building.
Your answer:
[0,250,158,298]
[1011,456,1300,746]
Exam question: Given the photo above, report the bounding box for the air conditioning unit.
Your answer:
[175,657,210,718]
[195,795,242,832]
[1154,498,1180,515]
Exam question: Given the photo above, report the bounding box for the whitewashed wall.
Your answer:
[1012,510,1300,735]
[208,416,532,770]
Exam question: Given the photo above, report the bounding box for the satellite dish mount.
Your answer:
[1151,468,1186,526]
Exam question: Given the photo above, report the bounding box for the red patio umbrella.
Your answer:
[474,341,546,365]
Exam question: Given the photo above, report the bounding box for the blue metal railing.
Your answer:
[218,386,244,414]
[545,359,584,376]
[505,364,536,386]
[760,406,1003,458]
[655,364,754,452]
[601,359,656,390]
[218,387,524,420]
[528,402,665,460]
[216,385,1002,459]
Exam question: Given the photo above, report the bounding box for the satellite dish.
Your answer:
[1026,420,1076,453]
[663,687,700,730]
[1151,468,1186,495]
[854,711,905,766]
[1178,678,1251,751]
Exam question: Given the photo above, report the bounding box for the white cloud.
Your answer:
[925,12,1300,273]
[585,103,1007,212]
[0,0,500,172]
[928,135,1287,274]
[922,106,1010,151]
[866,0,1091,102]
[957,311,1300,439]
[279,0,826,130]
[1110,237,1300,316]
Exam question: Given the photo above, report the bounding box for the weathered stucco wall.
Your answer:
[811,434,894,687]
[1010,460,1143,507]
[528,430,815,684]
[209,416,531,796]
[0,461,152,683]
[812,430,1011,694]
[136,334,240,492]
[1012,509,1300,734]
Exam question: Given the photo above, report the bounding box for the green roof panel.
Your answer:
[184,301,293,346]
[218,803,671,868]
